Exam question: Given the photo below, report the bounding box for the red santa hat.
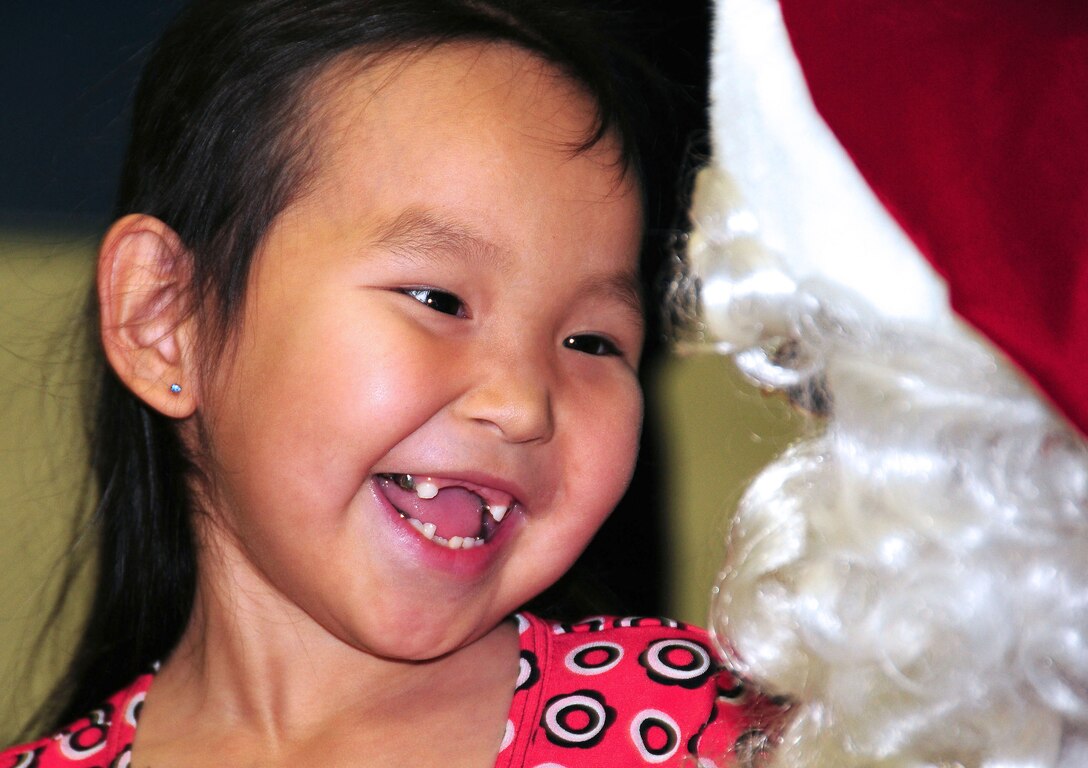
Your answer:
[772,0,1088,436]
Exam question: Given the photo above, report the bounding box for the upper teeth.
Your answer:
[415,480,439,499]
[388,473,514,524]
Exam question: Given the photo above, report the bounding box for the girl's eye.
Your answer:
[405,288,465,317]
[563,334,622,357]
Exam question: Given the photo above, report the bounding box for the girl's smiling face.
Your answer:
[191,43,645,661]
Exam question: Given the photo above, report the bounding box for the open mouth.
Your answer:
[377,473,515,550]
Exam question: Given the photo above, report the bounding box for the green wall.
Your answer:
[655,354,799,625]
[0,232,95,734]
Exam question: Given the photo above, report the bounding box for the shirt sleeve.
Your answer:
[0,676,148,768]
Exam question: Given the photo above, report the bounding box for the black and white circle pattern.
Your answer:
[717,673,746,702]
[58,706,111,762]
[518,650,541,691]
[639,638,714,689]
[556,616,689,634]
[499,719,515,753]
[110,744,132,768]
[564,641,623,676]
[8,747,42,768]
[516,613,531,635]
[554,616,609,634]
[125,692,144,728]
[540,690,615,748]
[615,616,682,630]
[630,709,681,764]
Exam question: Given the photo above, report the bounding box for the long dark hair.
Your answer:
[32,0,677,733]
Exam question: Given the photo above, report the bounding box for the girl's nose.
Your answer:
[453,356,555,444]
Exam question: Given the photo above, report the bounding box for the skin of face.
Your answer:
[184,42,646,668]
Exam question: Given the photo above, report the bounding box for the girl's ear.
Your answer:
[98,214,199,419]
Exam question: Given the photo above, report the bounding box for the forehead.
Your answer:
[278,40,643,274]
[303,41,635,202]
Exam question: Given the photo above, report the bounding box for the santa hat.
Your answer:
[707,0,1088,436]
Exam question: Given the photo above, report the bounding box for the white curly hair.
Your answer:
[690,1,1088,766]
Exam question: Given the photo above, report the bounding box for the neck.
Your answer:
[146,539,517,744]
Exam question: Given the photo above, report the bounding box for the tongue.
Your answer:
[383,482,484,539]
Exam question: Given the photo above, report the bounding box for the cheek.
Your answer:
[610,384,645,482]
[197,312,373,513]
[563,378,644,521]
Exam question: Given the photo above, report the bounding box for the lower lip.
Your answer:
[368,477,518,579]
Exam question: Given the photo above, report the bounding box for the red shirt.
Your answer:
[1,613,775,767]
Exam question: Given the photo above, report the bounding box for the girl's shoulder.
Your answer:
[506,612,786,767]
[0,674,151,768]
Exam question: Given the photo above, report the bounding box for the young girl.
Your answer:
[1,1,768,765]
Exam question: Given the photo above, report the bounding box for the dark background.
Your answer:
[0,0,713,616]
[0,1,711,229]
[0,1,189,229]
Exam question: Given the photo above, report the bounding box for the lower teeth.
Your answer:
[404,514,484,549]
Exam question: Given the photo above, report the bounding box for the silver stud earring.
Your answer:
[169,383,183,394]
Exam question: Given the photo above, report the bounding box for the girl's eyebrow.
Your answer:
[372,207,644,321]
[370,209,507,272]
[575,270,645,326]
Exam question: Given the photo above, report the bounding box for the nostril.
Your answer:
[456,378,554,443]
